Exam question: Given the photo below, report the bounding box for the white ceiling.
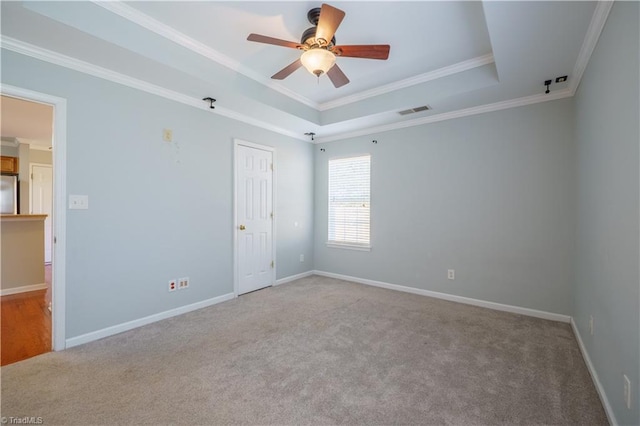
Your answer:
[1,95,53,148]
[0,1,605,143]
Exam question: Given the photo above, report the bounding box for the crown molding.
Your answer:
[76,1,610,116]
[318,53,495,111]
[315,0,612,142]
[93,2,498,115]
[1,137,51,150]
[29,144,53,152]
[0,37,307,142]
[569,1,614,95]
[315,89,573,143]
[92,1,319,109]
[1,0,610,146]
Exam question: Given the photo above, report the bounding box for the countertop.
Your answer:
[1,214,48,221]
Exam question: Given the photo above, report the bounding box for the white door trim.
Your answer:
[233,138,276,297]
[2,84,67,351]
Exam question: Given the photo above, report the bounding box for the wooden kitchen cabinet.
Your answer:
[0,156,19,174]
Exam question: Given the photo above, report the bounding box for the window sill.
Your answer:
[326,242,371,252]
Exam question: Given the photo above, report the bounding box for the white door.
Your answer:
[236,143,274,295]
[31,164,53,263]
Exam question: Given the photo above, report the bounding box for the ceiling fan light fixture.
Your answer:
[300,48,336,77]
[247,3,389,87]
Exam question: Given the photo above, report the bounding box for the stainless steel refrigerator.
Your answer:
[1,174,19,214]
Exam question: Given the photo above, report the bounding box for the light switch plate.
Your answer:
[69,195,89,210]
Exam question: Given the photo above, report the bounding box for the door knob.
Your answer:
[239,224,246,230]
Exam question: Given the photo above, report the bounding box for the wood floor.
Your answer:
[1,265,52,366]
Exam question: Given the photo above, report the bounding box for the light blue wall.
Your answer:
[2,6,638,421]
[573,2,640,425]
[315,99,576,315]
[1,50,314,338]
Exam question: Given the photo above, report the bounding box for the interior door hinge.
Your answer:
[270,163,273,171]
[270,212,274,219]
[270,261,274,268]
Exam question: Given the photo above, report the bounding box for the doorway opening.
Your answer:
[1,96,53,364]
[0,86,67,363]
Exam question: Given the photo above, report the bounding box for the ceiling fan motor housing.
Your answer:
[301,27,336,48]
[302,7,336,48]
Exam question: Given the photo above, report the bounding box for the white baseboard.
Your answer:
[570,318,617,426]
[312,270,571,323]
[66,292,235,348]
[275,270,314,286]
[0,283,47,296]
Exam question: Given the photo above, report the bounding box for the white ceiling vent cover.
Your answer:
[398,105,431,115]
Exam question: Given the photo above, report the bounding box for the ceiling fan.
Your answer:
[247,3,390,88]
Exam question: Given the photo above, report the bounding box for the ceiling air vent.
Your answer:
[398,105,431,116]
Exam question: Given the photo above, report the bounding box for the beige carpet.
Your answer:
[1,275,607,425]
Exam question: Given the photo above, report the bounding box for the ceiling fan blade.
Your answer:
[315,4,345,46]
[332,45,390,60]
[271,59,303,80]
[327,64,349,88]
[247,33,303,50]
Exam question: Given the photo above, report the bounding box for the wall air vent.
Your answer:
[398,105,431,116]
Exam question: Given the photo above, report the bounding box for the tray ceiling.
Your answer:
[0,1,604,142]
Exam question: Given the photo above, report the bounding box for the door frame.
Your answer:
[29,162,54,263]
[233,138,276,297]
[2,84,67,351]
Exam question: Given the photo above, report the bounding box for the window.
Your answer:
[328,155,371,250]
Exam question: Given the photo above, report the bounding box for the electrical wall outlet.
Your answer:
[163,128,173,142]
[624,374,631,409]
[447,269,455,280]
[300,254,304,262]
[178,277,189,290]
[589,315,594,335]
[168,279,177,292]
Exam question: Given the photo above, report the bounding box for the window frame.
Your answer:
[326,154,371,251]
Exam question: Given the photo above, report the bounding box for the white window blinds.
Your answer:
[328,155,371,249]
